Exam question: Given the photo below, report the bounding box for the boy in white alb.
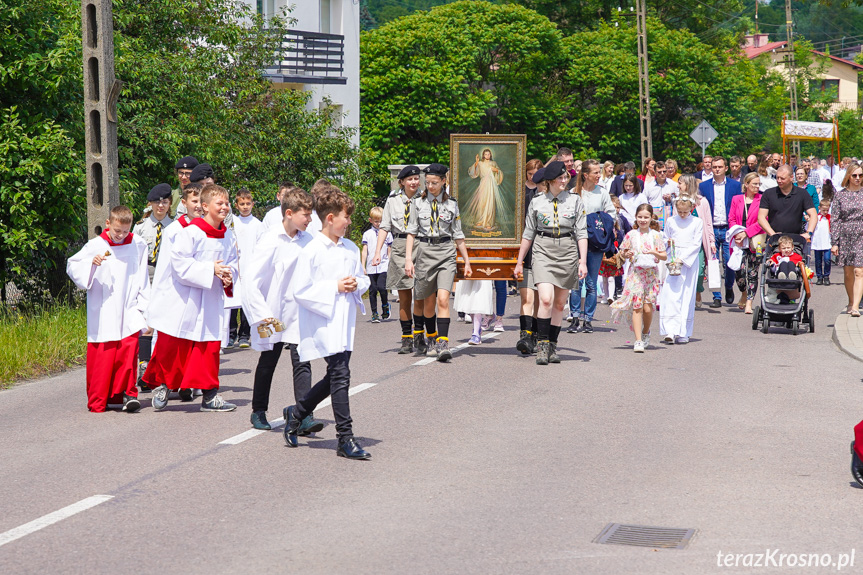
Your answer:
[224,188,262,347]
[243,189,324,432]
[133,183,174,387]
[142,184,238,412]
[66,206,149,413]
[812,199,832,285]
[361,206,392,323]
[284,188,372,460]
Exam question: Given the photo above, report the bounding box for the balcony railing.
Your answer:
[265,30,346,85]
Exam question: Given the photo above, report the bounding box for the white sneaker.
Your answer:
[634,340,645,353]
[493,316,504,332]
[642,333,651,348]
[565,314,573,321]
[464,314,472,323]
[675,336,689,344]
[663,335,674,344]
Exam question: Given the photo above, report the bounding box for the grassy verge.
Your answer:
[0,304,88,389]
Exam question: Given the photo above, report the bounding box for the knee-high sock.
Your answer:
[536,317,551,341]
[139,334,152,363]
[437,317,450,340]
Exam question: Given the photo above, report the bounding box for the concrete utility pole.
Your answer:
[636,0,653,163]
[784,0,800,157]
[82,1,120,238]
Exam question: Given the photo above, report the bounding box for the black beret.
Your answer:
[531,167,546,184]
[423,163,449,177]
[189,163,214,182]
[174,156,199,170]
[147,183,172,202]
[397,165,421,180]
[544,161,568,181]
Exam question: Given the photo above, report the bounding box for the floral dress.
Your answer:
[610,229,664,325]
[832,188,863,267]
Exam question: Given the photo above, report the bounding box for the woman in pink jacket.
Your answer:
[728,173,766,314]
[677,174,715,308]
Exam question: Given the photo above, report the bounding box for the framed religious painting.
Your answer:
[450,134,526,248]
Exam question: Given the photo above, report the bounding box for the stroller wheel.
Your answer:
[809,309,815,333]
[751,306,761,331]
[792,318,800,335]
[761,317,769,334]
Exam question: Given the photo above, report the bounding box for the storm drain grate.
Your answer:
[594,523,696,550]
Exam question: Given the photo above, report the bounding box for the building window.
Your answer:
[810,79,840,102]
[320,0,343,34]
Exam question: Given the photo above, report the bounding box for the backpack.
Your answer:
[586,211,616,253]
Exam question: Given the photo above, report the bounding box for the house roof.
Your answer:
[743,41,863,71]
[810,49,863,71]
[744,41,787,59]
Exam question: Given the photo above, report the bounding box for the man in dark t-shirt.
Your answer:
[758,164,817,240]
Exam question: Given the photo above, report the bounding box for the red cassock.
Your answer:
[86,333,139,412]
[855,421,863,461]
[141,332,220,391]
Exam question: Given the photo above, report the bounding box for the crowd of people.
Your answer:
[65,149,863,468]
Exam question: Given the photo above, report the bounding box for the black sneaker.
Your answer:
[398,336,413,354]
[815,277,823,285]
[371,312,381,323]
[381,304,390,320]
[710,298,722,308]
[566,317,580,333]
[413,332,427,355]
[582,321,594,334]
[178,388,194,402]
[725,288,734,304]
[825,277,831,286]
[122,394,141,413]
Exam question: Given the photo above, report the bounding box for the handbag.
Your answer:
[707,257,722,289]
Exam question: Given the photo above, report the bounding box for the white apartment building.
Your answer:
[244,1,360,145]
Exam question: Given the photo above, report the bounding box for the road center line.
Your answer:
[0,495,114,549]
[412,331,501,366]
[218,383,377,445]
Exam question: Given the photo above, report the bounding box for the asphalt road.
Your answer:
[1,280,861,574]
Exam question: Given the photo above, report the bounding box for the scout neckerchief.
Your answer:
[552,196,559,237]
[403,192,410,228]
[431,196,439,235]
[151,221,163,265]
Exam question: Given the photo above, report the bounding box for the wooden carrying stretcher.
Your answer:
[456,247,520,281]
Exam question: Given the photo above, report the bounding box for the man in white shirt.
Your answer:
[644,161,678,205]
[697,155,713,181]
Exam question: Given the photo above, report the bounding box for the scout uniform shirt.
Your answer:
[380,189,414,236]
[133,213,174,279]
[407,193,465,240]
[523,190,588,242]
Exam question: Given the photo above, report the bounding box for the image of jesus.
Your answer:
[465,148,505,232]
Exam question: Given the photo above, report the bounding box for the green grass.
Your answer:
[0,304,88,389]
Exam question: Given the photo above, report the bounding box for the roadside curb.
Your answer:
[832,313,863,363]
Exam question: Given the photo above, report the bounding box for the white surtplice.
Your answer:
[66,234,150,342]
[659,213,704,339]
[241,225,313,351]
[147,223,237,342]
[293,233,370,362]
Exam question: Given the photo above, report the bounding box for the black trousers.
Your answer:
[296,351,353,440]
[252,343,311,413]
[368,272,388,313]
[229,308,250,340]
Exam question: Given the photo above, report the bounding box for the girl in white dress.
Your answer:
[659,194,704,344]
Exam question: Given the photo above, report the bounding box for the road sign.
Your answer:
[690,120,718,157]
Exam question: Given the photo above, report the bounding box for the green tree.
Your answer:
[361,1,566,181]
[0,0,368,305]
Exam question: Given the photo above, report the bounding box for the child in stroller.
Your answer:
[767,235,803,304]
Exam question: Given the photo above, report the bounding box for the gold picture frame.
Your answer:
[450,133,526,248]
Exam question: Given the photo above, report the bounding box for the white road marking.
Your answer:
[218,383,377,445]
[412,331,501,366]
[0,495,114,548]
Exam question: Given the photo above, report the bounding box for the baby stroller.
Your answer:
[751,233,814,335]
